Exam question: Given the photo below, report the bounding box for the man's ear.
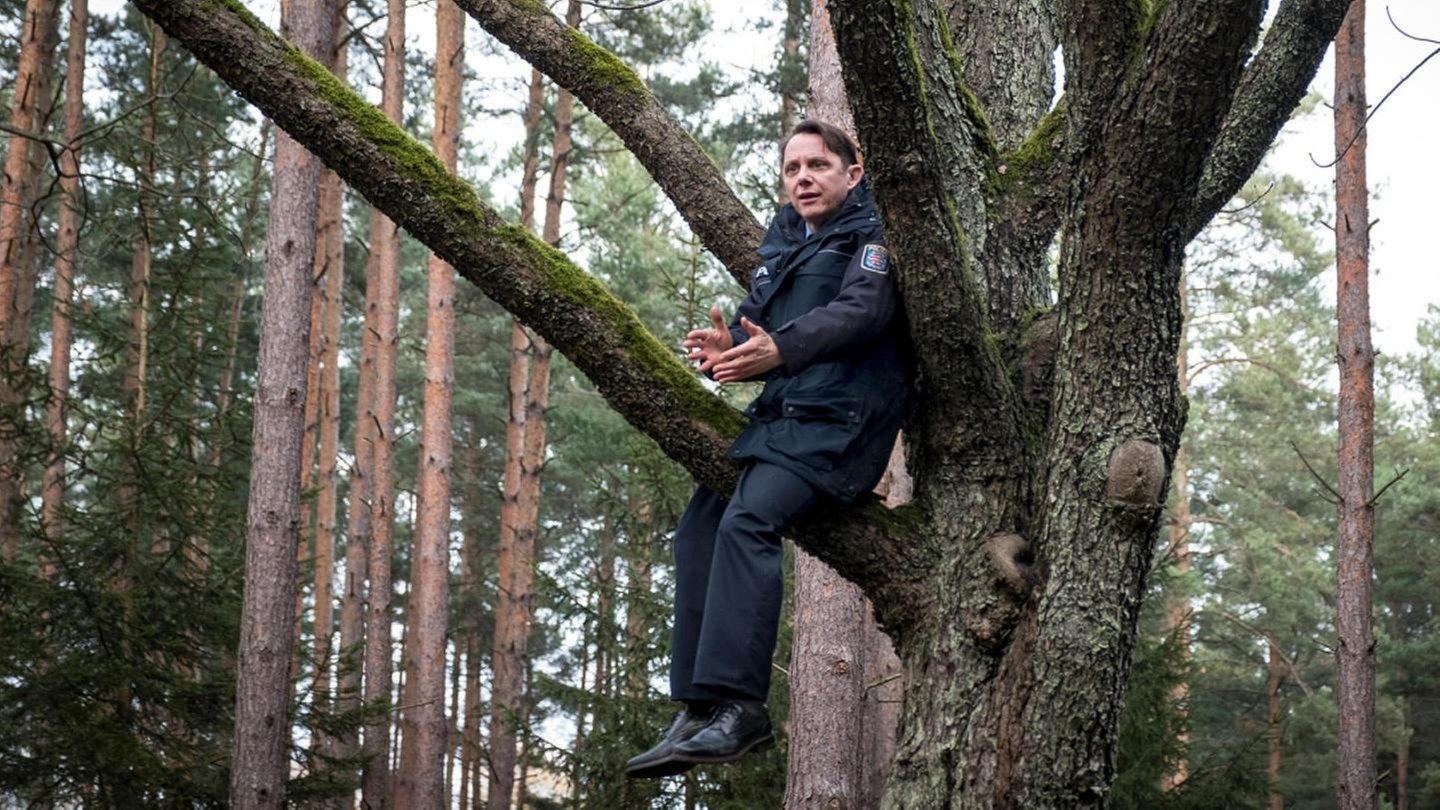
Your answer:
[847,163,864,189]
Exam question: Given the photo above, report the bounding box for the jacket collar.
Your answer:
[773,179,877,246]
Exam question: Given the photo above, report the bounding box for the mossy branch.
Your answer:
[141,0,746,492]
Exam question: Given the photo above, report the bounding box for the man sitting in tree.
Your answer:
[627,119,911,777]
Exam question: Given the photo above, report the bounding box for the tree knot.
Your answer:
[1105,439,1165,507]
[985,533,1033,595]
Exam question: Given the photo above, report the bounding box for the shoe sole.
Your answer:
[669,732,776,765]
[625,756,697,779]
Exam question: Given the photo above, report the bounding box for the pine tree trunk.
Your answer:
[40,0,88,562]
[785,4,884,804]
[1161,277,1192,792]
[361,1,407,804]
[337,0,376,769]
[230,0,334,803]
[394,0,464,804]
[488,59,548,810]
[125,26,165,429]
[1267,639,1284,810]
[310,3,347,763]
[0,0,60,558]
[310,4,347,763]
[1333,3,1375,808]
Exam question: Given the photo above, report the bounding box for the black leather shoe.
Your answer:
[625,704,715,778]
[669,699,774,764]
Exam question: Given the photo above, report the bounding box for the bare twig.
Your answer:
[1309,12,1440,168]
[1365,467,1409,509]
[1290,440,1342,505]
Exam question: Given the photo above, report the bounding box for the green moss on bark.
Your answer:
[994,105,1066,199]
[491,226,746,440]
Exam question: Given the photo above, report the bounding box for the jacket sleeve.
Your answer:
[768,238,898,374]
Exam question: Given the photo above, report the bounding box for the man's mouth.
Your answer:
[797,192,820,204]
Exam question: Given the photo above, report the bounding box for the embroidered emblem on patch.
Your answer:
[859,244,889,274]
[753,265,771,285]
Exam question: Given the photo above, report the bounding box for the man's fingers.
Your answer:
[710,305,726,331]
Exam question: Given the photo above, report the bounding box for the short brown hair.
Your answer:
[781,119,859,168]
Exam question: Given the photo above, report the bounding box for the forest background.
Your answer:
[0,0,1438,807]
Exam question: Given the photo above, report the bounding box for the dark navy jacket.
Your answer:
[724,182,910,503]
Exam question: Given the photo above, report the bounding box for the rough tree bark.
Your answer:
[229,0,335,805]
[393,0,463,804]
[311,0,348,766]
[133,0,1359,803]
[361,1,406,804]
[0,0,60,559]
[40,0,88,562]
[1333,3,1375,808]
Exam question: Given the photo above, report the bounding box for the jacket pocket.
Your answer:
[765,395,865,471]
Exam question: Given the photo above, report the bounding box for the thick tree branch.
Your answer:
[135,0,742,487]
[828,0,1026,472]
[131,0,914,608]
[458,0,763,286]
[1187,0,1356,239]
[1060,0,1146,139]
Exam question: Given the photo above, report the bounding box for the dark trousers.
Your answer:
[669,462,822,702]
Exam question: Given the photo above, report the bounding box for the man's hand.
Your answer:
[683,305,734,376]
[712,317,784,383]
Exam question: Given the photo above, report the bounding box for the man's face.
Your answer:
[782,132,863,230]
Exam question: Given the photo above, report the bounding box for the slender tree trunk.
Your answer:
[125,26,165,429]
[40,0,88,563]
[1161,277,1192,792]
[310,4,347,766]
[448,642,462,799]
[785,4,889,804]
[1267,639,1284,810]
[230,0,335,803]
[310,3,348,765]
[487,56,548,810]
[0,0,60,558]
[394,1,463,804]
[360,1,407,804]
[461,638,481,810]
[1334,4,1375,809]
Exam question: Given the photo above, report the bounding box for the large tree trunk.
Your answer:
[1333,3,1375,808]
[0,0,60,559]
[394,0,464,805]
[361,1,407,804]
[229,0,335,804]
[40,0,88,563]
[133,0,1359,802]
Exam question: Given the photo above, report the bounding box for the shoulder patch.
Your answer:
[753,264,772,286]
[859,244,889,274]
